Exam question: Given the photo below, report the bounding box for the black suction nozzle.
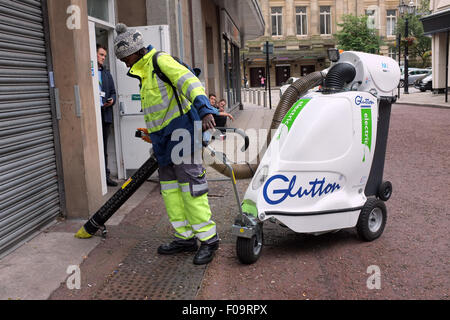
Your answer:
[323,62,356,93]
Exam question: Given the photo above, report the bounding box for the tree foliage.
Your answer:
[335,14,383,53]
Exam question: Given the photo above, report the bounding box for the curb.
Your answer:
[394,101,450,109]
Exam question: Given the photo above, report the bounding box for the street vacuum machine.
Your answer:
[229,50,400,264]
[76,50,400,267]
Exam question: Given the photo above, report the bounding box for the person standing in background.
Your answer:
[97,44,118,187]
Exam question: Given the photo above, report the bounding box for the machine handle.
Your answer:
[214,127,250,152]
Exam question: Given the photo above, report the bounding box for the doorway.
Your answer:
[276,65,291,86]
[95,26,119,184]
[301,65,316,76]
[250,67,265,88]
[88,19,119,194]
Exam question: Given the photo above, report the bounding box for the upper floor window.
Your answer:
[271,7,283,36]
[365,9,376,29]
[386,9,397,36]
[296,6,307,35]
[388,46,396,60]
[320,6,331,35]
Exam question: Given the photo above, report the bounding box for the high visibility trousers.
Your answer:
[159,163,217,243]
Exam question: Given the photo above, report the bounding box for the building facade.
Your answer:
[0,0,264,257]
[243,0,401,87]
[421,0,450,96]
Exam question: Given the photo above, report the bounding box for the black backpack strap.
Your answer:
[152,51,184,116]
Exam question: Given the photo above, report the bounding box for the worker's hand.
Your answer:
[137,128,152,143]
[202,114,216,131]
[103,98,114,108]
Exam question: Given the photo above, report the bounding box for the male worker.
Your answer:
[114,23,220,265]
[97,44,118,187]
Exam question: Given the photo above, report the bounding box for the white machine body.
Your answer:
[245,91,377,233]
[242,52,400,234]
[340,51,401,98]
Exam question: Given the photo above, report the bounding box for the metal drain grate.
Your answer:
[94,239,207,300]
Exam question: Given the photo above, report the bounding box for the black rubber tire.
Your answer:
[357,198,387,242]
[378,181,393,201]
[399,79,405,88]
[420,88,426,92]
[236,235,262,265]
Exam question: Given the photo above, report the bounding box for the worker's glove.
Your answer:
[202,113,216,131]
[137,128,152,144]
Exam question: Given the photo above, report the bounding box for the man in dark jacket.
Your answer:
[97,44,118,187]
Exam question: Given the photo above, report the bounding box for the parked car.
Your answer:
[400,68,431,87]
[414,74,433,92]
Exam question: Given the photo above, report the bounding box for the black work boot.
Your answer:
[157,238,198,255]
[193,238,219,265]
[106,176,118,187]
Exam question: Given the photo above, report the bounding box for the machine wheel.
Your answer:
[357,198,387,242]
[236,228,263,265]
[378,181,393,201]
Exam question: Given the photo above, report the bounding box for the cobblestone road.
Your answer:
[50,103,449,300]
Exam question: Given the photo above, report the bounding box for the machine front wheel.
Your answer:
[236,232,263,265]
[357,198,387,242]
[378,181,393,201]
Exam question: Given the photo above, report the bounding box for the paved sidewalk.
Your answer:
[395,88,449,109]
[0,182,155,300]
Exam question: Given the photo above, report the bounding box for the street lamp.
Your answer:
[399,0,416,94]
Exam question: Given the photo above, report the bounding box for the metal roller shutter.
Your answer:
[0,0,62,256]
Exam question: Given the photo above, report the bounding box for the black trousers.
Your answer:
[102,122,111,177]
[213,114,227,128]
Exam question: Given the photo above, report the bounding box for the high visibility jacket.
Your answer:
[128,46,218,166]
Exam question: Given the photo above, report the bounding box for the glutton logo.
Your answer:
[355,95,375,106]
[263,175,341,205]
